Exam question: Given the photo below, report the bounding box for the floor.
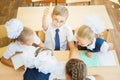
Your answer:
[0,0,120,64]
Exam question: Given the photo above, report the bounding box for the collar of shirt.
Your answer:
[87,38,96,50]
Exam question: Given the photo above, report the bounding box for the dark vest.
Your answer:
[80,38,105,52]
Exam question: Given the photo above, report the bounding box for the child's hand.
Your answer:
[86,52,95,57]
[108,42,113,50]
[43,3,52,16]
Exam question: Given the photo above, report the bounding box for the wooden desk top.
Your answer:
[53,50,119,67]
[17,5,113,31]
[0,50,120,80]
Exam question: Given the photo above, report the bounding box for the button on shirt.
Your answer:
[44,24,74,50]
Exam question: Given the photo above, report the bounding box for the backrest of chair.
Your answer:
[0,25,11,47]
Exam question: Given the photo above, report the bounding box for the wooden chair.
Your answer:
[65,0,91,5]
[25,0,58,6]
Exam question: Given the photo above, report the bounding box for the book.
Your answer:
[11,54,24,70]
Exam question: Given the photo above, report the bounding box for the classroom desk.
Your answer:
[17,5,113,31]
[0,50,119,80]
[53,50,120,67]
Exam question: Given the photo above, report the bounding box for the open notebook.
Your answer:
[80,51,117,67]
[11,54,24,70]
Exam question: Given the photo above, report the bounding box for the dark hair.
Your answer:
[65,59,87,80]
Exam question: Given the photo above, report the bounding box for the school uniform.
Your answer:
[23,49,57,80]
[44,24,74,50]
[3,33,41,59]
[80,38,109,53]
[24,68,50,80]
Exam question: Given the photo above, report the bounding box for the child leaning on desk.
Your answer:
[23,47,58,80]
[65,58,104,80]
[42,3,75,58]
[1,19,44,68]
[76,16,113,57]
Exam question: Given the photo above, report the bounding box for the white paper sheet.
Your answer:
[98,51,116,66]
[51,62,66,80]
[11,54,24,70]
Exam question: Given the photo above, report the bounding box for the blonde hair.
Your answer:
[17,27,34,43]
[77,25,95,41]
[52,5,69,18]
[65,59,87,80]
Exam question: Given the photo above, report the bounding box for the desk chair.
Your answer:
[65,0,91,5]
[26,0,58,6]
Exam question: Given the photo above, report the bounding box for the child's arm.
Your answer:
[1,56,13,67]
[100,41,113,53]
[42,3,52,31]
[33,32,44,47]
[38,42,44,48]
[68,41,76,58]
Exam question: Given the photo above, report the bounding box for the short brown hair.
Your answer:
[77,25,95,41]
[65,59,87,80]
[17,27,34,43]
[52,5,69,18]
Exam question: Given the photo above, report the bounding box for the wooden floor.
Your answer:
[0,0,120,63]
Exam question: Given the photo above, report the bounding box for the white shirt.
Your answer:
[87,38,109,53]
[3,33,41,59]
[44,24,74,50]
[87,76,96,80]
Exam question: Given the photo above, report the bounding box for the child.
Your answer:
[76,25,113,57]
[42,3,75,58]
[23,47,57,80]
[1,19,44,68]
[65,58,104,80]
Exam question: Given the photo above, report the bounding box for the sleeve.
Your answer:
[44,24,52,33]
[66,28,74,42]
[34,32,41,45]
[3,43,16,59]
[100,41,109,53]
[86,76,96,80]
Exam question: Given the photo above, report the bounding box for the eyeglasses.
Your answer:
[52,18,65,25]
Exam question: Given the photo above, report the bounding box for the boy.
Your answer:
[42,4,75,58]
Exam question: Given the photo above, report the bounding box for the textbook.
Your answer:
[11,54,24,70]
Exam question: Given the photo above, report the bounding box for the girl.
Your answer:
[76,25,112,57]
[23,47,57,80]
[65,58,104,80]
[1,19,44,68]
[76,15,113,57]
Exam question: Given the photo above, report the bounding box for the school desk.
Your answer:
[17,5,113,31]
[0,50,120,80]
